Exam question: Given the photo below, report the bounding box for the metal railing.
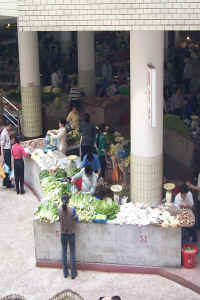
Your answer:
[0,95,22,135]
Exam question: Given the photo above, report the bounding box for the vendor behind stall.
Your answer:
[66,106,79,129]
[47,119,67,154]
[96,124,108,181]
[80,149,101,175]
[79,113,96,160]
[174,184,196,243]
[71,165,98,195]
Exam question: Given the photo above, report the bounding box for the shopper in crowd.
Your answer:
[79,113,96,160]
[11,136,30,194]
[68,79,82,111]
[181,97,193,121]
[170,87,184,114]
[66,106,80,129]
[0,121,13,188]
[174,183,196,243]
[102,57,112,82]
[96,124,108,182]
[58,194,77,279]
[80,149,101,174]
[71,165,98,195]
[47,119,67,154]
[183,57,192,94]
[51,67,63,88]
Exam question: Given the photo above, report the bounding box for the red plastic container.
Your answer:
[182,243,198,268]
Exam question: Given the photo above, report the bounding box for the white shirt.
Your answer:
[72,168,98,195]
[1,128,11,150]
[174,191,194,208]
[51,127,67,154]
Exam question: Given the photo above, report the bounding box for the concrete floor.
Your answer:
[0,184,200,300]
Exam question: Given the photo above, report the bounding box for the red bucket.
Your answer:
[182,243,198,268]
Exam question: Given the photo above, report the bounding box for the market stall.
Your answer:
[22,131,197,268]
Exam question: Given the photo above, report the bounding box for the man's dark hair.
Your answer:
[180,184,189,194]
[60,119,66,126]
[86,149,94,161]
[99,123,106,132]
[83,113,90,123]
[15,136,21,144]
[112,296,121,300]
[62,194,70,210]
[85,165,93,176]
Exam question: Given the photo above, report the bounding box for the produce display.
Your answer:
[34,168,120,224]
[109,202,185,228]
[177,208,195,227]
[34,200,59,223]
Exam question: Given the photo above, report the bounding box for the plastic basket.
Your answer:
[182,243,198,268]
[49,289,84,300]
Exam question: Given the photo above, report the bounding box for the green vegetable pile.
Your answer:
[35,168,120,224]
[34,200,59,223]
[67,168,81,177]
[183,246,196,252]
[95,200,120,220]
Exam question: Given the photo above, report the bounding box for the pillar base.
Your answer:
[79,70,95,96]
[131,154,163,206]
[21,86,42,138]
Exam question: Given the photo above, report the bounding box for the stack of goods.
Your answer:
[176,208,195,227]
[109,202,188,228]
[34,168,120,224]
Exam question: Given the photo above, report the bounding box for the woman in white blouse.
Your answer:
[48,119,67,154]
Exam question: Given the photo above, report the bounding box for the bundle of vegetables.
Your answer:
[54,168,67,178]
[40,169,50,181]
[67,168,81,177]
[68,193,98,223]
[95,200,120,220]
[41,176,72,204]
[34,200,59,223]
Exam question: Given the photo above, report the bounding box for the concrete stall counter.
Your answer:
[34,220,181,268]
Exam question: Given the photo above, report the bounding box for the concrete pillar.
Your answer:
[18,31,42,137]
[175,31,181,47]
[77,32,95,96]
[164,31,169,61]
[60,32,71,57]
[130,31,164,206]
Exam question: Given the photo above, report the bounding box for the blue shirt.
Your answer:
[80,154,101,171]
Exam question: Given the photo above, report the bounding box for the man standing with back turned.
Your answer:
[58,194,77,279]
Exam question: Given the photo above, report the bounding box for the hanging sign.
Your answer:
[146,64,156,127]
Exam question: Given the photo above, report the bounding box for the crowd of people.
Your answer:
[164,39,200,122]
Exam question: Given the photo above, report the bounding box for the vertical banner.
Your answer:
[147,64,156,127]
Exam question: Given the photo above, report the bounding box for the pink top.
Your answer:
[11,143,27,160]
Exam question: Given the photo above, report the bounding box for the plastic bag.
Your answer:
[0,165,5,179]
[3,163,10,174]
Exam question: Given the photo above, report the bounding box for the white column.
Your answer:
[77,32,95,96]
[175,31,181,47]
[130,31,164,206]
[18,31,42,137]
[60,32,71,57]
